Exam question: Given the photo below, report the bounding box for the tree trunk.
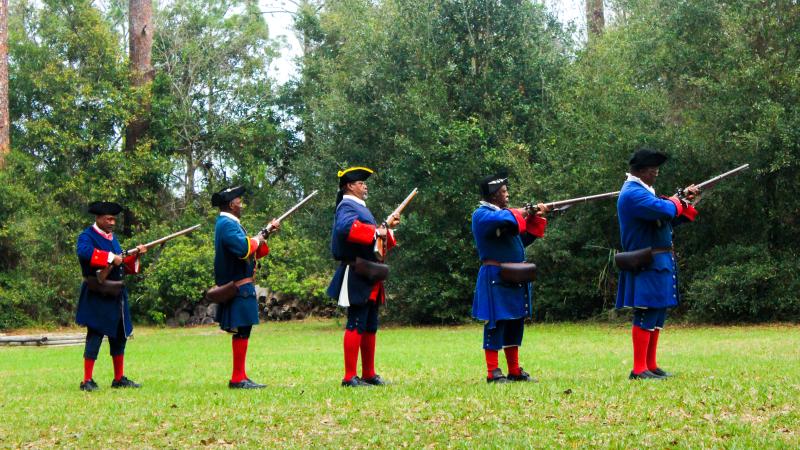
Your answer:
[0,0,9,169]
[586,0,605,42]
[125,0,153,153]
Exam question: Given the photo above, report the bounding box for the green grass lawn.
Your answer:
[1,320,799,448]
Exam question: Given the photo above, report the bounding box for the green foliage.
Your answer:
[685,245,800,323]
[3,0,800,328]
[138,234,215,323]
[260,223,330,302]
[293,0,572,323]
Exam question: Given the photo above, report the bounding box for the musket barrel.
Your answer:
[543,191,620,210]
[385,188,418,223]
[697,164,749,190]
[276,190,318,222]
[125,224,201,255]
[262,190,319,235]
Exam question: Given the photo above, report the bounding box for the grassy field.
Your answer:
[1,320,799,448]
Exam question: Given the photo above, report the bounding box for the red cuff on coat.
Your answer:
[386,229,397,250]
[89,249,110,268]
[681,204,698,221]
[254,241,270,259]
[526,215,547,238]
[509,209,527,235]
[664,196,685,217]
[123,254,140,274]
[241,237,260,259]
[347,220,377,245]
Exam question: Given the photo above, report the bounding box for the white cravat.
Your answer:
[479,201,502,211]
[219,211,241,223]
[625,173,656,195]
[342,194,366,207]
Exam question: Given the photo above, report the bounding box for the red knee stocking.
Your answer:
[83,358,95,383]
[231,337,249,383]
[112,354,124,381]
[647,329,661,371]
[504,346,520,376]
[360,332,376,379]
[485,349,499,378]
[343,329,362,381]
[632,325,651,374]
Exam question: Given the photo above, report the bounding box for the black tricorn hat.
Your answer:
[629,147,668,168]
[211,185,246,207]
[479,171,509,198]
[337,166,374,187]
[88,201,123,216]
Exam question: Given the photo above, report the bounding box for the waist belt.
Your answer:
[84,277,124,297]
[234,277,255,287]
[481,260,537,283]
[342,257,389,282]
[614,247,674,272]
[205,277,255,305]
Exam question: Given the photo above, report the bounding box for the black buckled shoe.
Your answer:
[487,368,510,384]
[361,374,386,386]
[80,379,99,392]
[650,368,672,378]
[111,376,141,388]
[507,367,538,383]
[229,378,266,389]
[341,376,371,387]
[629,370,665,380]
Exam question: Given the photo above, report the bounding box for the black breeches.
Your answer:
[83,321,127,360]
[345,302,379,334]
[233,325,252,339]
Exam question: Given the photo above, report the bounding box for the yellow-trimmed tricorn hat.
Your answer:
[337,166,374,187]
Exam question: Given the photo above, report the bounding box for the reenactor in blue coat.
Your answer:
[471,173,550,383]
[327,167,399,387]
[616,148,698,380]
[76,201,147,391]
[212,186,280,389]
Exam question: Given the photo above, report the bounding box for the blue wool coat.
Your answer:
[214,214,260,331]
[326,198,389,306]
[75,227,134,338]
[471,205,540,328]
[615,180,693,309]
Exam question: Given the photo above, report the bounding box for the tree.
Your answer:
[0,0,8,169]
[151,0,284,202]
[586,0,604,40]
[125,0,153,153]
[293,0,572,322]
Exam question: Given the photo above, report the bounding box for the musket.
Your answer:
[260,190,319,236]
[97,224,202,283]
[523,190,620,213]
[676,163,749,202]
[374,188,418,261]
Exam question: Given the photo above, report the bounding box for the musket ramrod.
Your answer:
[523,190,620,213]
[97,224,202,283]
[676,163,749,202]
[260,190,319,236]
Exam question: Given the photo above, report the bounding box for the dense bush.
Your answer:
[685,245,800,323]
[2,0,799,328]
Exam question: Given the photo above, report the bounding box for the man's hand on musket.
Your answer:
[268,219,281,235]
[683,184,700,202]
[386,213,400,229]
[521,203,550,218]
[136,244,148,255]
[534,203,550,217]
[111,254,124,266]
